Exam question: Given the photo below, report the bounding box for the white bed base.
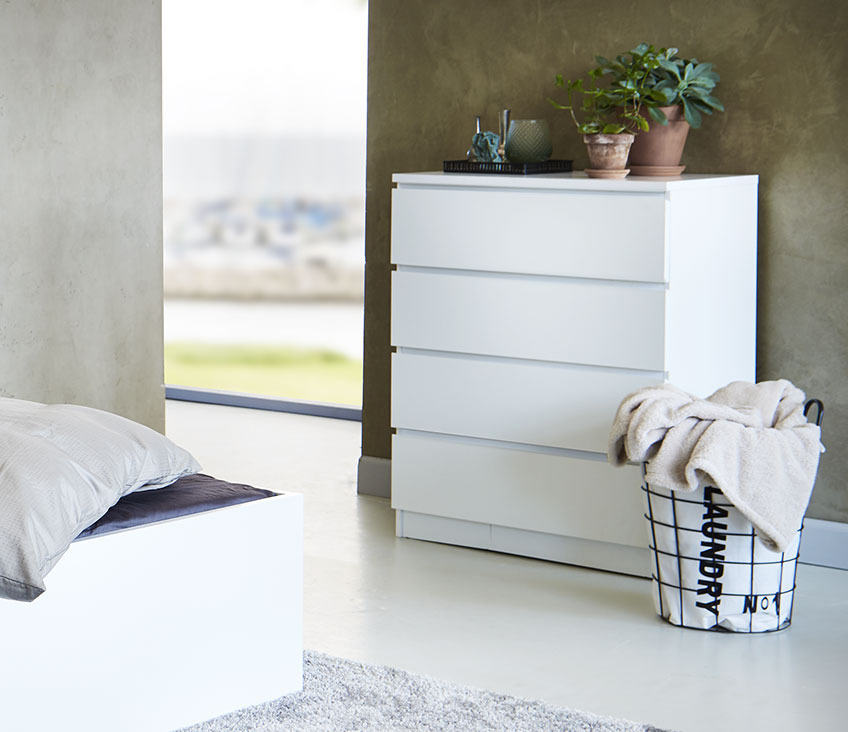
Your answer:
[0,491,303,732]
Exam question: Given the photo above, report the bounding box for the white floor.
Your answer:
[165,400,848,732]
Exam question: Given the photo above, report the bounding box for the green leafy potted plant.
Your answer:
[550,44,673,178]
[596,45,724,174]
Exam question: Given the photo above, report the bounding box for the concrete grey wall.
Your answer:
[0,0,164,431]
[363,0,848,522]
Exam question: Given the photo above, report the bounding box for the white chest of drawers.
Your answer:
[390,172,758,577]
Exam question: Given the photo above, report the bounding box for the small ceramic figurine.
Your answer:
[471,130,502,163]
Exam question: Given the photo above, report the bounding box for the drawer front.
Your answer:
[392,432,646,547]
[391,351,663,453]
[391,269,666,370]
[391,186,668,282]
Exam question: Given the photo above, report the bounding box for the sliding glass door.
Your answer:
[162,0,367,409]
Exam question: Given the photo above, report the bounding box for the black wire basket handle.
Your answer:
[804,398,824,427]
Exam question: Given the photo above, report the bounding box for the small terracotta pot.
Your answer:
[583,133,635,179]
[628,105,690,175]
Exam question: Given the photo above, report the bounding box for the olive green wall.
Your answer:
[363,0,848,522]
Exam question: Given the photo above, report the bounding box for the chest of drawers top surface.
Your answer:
[392,171,757,192]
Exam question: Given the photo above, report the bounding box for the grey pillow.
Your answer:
[0,397,201,602]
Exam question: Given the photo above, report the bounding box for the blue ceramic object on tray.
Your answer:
[471,131,503,163]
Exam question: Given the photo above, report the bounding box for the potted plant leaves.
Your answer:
[550,44,673,178]
[596,45,724,174]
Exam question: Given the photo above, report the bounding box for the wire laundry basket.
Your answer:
[641,398,823,633]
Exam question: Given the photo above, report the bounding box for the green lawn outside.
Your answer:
[164,342,363,406]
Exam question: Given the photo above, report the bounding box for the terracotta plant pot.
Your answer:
[628,105,690,175]
[583,133,634,179]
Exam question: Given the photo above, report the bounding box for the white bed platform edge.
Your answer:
[0,490,303,732]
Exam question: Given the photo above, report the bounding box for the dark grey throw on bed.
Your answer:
[76,474,277,540]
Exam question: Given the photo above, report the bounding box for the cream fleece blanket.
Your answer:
[608,380,824,553]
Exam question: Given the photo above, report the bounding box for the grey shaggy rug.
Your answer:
[176,651,670,732]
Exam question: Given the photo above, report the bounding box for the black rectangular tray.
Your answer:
[443,159,573,175]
